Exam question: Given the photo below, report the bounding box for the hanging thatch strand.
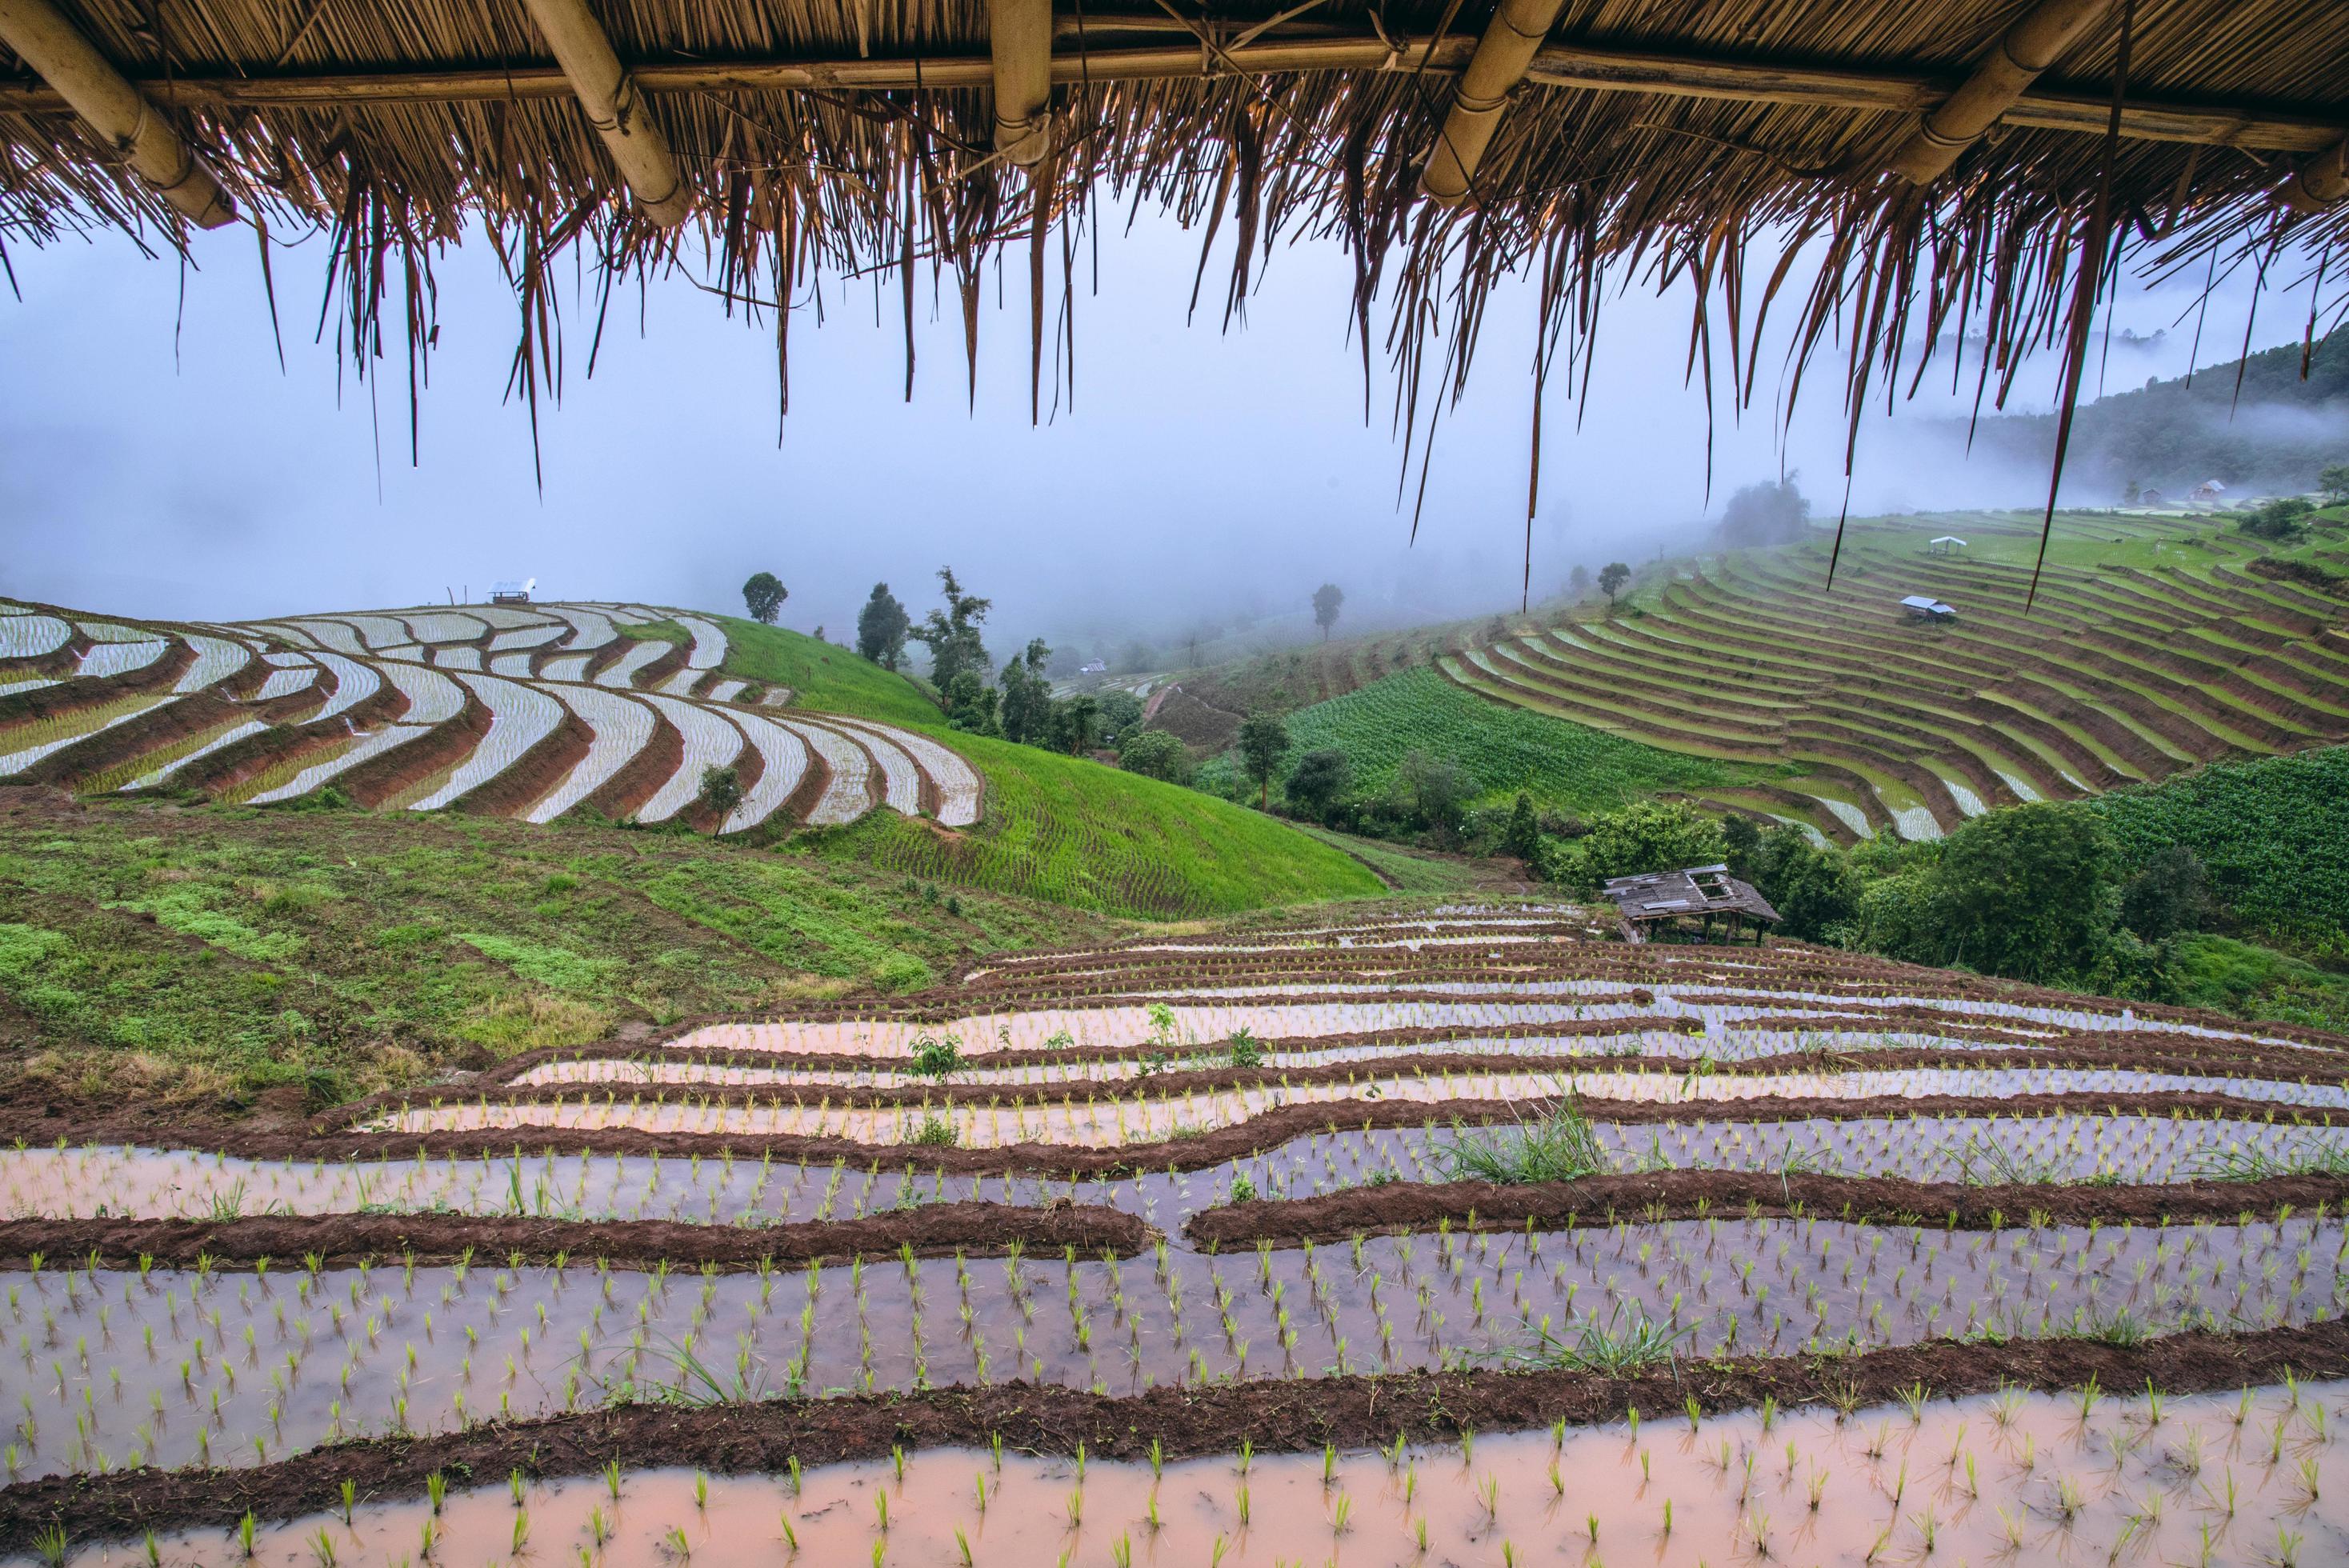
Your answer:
[1887,0,2112,185]
[516,0,691,226]
[1420,0,1571,205]
[989,0,1055,168]
[0,0,234,226]
[2,0,2342,546]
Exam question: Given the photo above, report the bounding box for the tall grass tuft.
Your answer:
[1440,1097,1611,1184]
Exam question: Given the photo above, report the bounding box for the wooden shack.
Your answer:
[1602,865,1782,945]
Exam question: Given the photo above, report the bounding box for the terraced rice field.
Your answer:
[1441,510,2349,842]
[7,899,2349,1561]
[0,598,982,836]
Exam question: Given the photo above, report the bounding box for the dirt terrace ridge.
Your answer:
[6,1318,2348,1551]
[6,1089,2345,1174]
[0,1202,1149,1274]
[1184,1170,2349,1247]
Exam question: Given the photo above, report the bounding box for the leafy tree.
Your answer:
[1551,800,1726,885]
[1286,749,1352,822]
[1117,729,1191,784]
[1312,582,1346,641]
[1394,749,1473,833]
[1719,814,1763,879]
[1747,824,1861,942]
[698,765,743,816]
[2239,496,2315,540]
[1568,563,1591,599]
[856,582,910,670]
[741,572,788,625]
[1919,802,2120,982]
[1056,694,1102,754]
[1502,791,1541,861]
[910,568,992,692]
[1236,712,1291,810]
[1598,562,1631,605]
[1715,476,1810,547]
[2119,845,2212,940]
[998,638,1054,745]
[942,670,999,735]
[2123,478,2142,506]
[2321,462,2349,503]
[1096,690,1146,743]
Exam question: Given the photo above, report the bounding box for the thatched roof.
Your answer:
[3,0,2344,480]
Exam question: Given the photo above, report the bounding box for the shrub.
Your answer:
[910,1034,964,1080]
[1116,729,1192,784]
[2239,496,2314,540]
[1542,799,1726,886]
[1285,748,1353,822]
[1228,1027,1263,1069]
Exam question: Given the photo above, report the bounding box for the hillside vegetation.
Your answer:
[711,621,1383,915]
[1440,506,2349,844]
[1196,665,1762,816]
[0,789,1114,1103]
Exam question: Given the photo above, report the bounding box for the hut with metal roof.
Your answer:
[1601,864,1782,945]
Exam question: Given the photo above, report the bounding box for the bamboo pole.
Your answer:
[987,0,1054,167]
[2277,136,2347,214]
[1887,0,2111,184]
[0,0,234,227]
[0,30,2334,157]
[515,0,690,226]
[1420,0,1571,205]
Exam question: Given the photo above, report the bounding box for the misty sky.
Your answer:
[0,201,2316,658]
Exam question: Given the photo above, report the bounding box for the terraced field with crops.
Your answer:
[1441,509,2349,843]
[10,898,2349,1563]
[0,600,981,835]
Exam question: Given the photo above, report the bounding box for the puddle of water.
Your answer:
[7,1215,2339,1481]
[66,1380,2349,1566]
[13,1110,2349,1225]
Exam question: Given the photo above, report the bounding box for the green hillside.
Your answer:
[1197,665,1761,817]
[0,796,1114,1104]
[806,730,1383,915]
[710,620,1379,915]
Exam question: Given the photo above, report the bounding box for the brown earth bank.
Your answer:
[2,1090,2343,1178]
[0,1202,1149,1274]
[7,1318,2349,1550]
[373,1039,2349,1125]
[1184,1170,2349,1247]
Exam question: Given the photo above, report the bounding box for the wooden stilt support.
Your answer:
[515,0,691,226]
[1420,0,1570,205]
[0,0,235,226]
[1887,0,2111,185]
[988,0,1054,168]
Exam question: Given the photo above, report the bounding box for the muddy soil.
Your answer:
[0,1199,1148,1273]
[6,1087,2343,1176]
[1185,1169,2349,1246]
[7,1317,2346,1551]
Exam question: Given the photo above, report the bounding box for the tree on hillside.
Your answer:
[1097,690,1146,744]
[1118,729,1191,784]
[2322,462,2349,503]
[1568,564,1591,600]
[1746,823,1861,942]
[1395,750,1473,834]
[1549,800,1725,885]
[1598,562,1631,605]
[2119,846,2211,939]
[2241,497,2314,540]
[1716,477,1811,547]
[742,572,788,625]
[1286,749,1352,822]
[1920,803,2119,982]
[998,638,1054,745]
[1503,791,1541,861]
[1056,694,1102,754]
[910,567,993,690]
[1312,582,1345,641]
[857,583,910,670]
[1236,712,1291,809]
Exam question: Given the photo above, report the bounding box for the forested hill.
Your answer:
[1964,329,2347,497]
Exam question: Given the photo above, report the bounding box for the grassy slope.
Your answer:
[706,620,1380,917]
[1198,665,1763,815]
[0,794,1112,1103]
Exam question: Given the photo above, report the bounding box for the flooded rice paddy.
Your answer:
[59,1380,2349,1566]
